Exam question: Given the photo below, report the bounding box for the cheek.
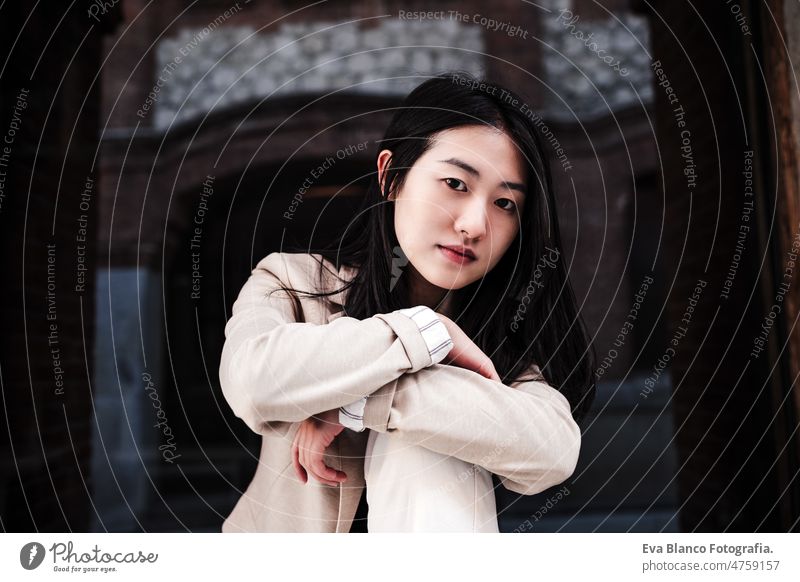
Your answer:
[395,196,443,235]
[393,204,426,250]
[504,224,521,247]
[489,217,519,243]
[485,221,519,261]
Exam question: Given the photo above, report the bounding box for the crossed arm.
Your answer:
[219,253,581,495]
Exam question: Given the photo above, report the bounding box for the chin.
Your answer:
[422,269,473,290]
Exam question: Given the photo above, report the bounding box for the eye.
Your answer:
[442,177,467,192]
[496,198,517,212]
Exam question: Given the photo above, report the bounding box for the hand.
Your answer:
[435,313,501,382]
[291,408,348,486]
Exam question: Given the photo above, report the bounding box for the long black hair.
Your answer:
[278,71,596,423]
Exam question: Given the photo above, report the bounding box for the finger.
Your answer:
[297,426,311,483]
[308,469,341,487]
[311,456,348,483]
[480,360,500,381]
[306,457,341,486]
[310,442,347,484]
[291,438,307,484]
[299,430,339,486]
[471,360,491,379]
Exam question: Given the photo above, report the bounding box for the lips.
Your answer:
[438,245,477,264]
[439,245,476,259]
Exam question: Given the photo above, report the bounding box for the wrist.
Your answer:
[314,408,342,426]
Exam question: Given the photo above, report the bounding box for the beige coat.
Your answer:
[219,252,581,532]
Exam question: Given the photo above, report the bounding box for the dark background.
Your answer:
[1,0,798,532]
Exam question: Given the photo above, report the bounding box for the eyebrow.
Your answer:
[437,158,526,196]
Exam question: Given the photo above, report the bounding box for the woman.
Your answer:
[219,72,596,533]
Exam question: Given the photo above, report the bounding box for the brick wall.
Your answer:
[0,1,120,531]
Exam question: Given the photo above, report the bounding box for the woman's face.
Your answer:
[378,125,527,294]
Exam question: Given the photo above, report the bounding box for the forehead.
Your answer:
[421,126,526,182]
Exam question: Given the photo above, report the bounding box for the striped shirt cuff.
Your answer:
[338,306,453,432]
[339,396,367,432]
[396,306,454,365]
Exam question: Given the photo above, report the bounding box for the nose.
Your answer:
[453,198,488,241]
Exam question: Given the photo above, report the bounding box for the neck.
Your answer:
[406,265,456,318]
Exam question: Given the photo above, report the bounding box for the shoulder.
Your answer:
[526,363,546,382]
[510,363,546,385]
[510,364,573,414]
[253,251,324,277]
[252,252,355,297]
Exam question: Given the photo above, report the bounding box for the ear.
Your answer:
[376,149,393,199]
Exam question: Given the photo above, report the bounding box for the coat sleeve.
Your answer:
[360,364,581,495]
[219,253,440,436]
[339,305,454,432]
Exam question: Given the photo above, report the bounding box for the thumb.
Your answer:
[479,361,500,381]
